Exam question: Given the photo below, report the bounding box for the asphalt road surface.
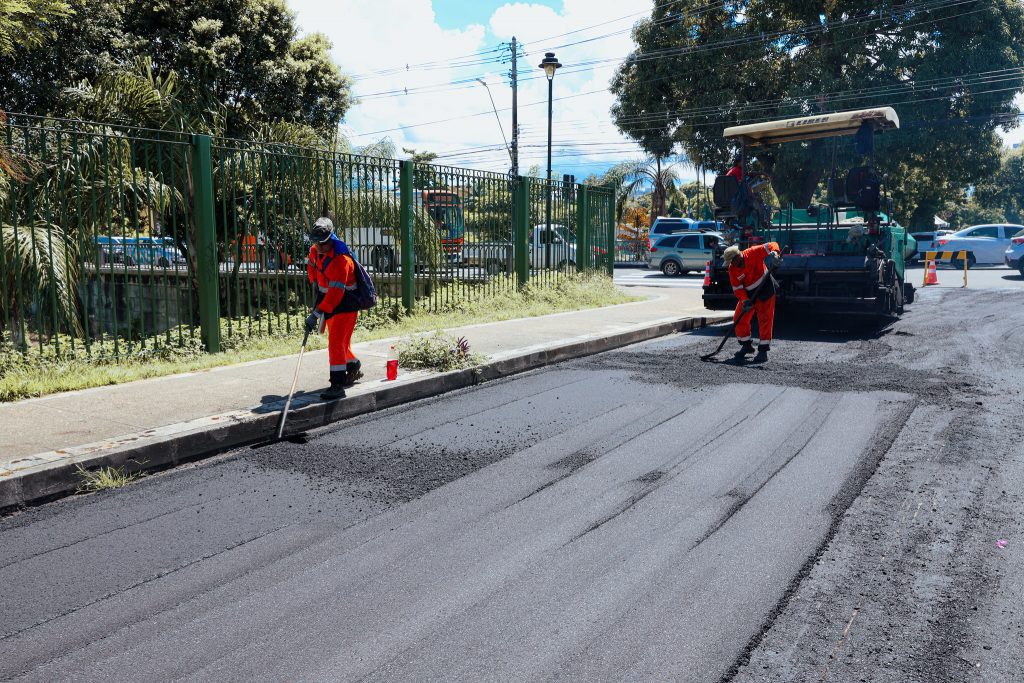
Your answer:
[2,287,1023,682]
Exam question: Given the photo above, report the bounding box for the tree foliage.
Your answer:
[611,1,1024,227]
[0,0,353,138]
[972,148,1024,225]
[0,0,72,56]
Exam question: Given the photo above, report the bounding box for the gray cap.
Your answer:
[310,217,334,243]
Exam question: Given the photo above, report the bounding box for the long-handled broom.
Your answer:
[275,327,312,440]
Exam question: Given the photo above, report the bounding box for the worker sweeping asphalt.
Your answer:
[724,241,782,363]
[306,217,363,400]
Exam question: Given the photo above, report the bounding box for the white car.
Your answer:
[936,224,1024,268]
[909,230,953,263]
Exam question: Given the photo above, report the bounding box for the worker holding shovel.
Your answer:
[723,242,782,363]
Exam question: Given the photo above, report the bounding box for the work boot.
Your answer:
[342,359,363,388]
[734,340,755,360]
[320,371,347,401]
[752,344,769,363]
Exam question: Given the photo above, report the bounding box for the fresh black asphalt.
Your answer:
[1,287,1022,681]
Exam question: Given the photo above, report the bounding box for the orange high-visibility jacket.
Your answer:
[728,242,780,302]
[307,240,355,316]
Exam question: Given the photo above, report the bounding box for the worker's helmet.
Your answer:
[310,217,334,243]
[723,245,741,267]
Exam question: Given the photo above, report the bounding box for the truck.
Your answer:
[461,224,582,274]
[702,107,917,320]
[339,189,466,273]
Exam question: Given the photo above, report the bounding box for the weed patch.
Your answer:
[397,333,484,372]
[75,464,141,492]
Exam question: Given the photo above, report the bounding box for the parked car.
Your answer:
[1005,226,1024,276]
[647,231,723,276]
[909,230,953,263]
[647,217,720,249]
[936,224,1023,268]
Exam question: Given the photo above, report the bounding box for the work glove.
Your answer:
[742,299,755,312]
[305,310,324,334]
[764,250,782,270]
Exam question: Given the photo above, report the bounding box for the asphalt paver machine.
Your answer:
[702,107,917,320]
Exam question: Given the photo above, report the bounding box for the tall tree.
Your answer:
[0,0,72,56]
[0,0,131,116]
[611,1,1024,227]
[0,0,353,138]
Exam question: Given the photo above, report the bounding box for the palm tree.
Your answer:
[599,157,681,227]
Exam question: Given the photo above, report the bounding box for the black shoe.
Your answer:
[734,340,755,360]
[320,382,346,400]
[342,359,363,387]
[752,346,769,363]
[321,370,347,400]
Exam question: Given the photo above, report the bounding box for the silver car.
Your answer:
[647,231,722,276]
[1005,226,1024,276]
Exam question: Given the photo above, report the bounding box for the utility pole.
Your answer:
[510,37,519,177]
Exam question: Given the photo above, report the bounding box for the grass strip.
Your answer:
[1,276,639,401]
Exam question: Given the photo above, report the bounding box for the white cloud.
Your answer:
[288,0,655,178]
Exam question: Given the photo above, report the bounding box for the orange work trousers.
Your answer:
[326,311,358,372]
[733,295,775,347]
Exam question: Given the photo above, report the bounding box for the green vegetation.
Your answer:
[1,0,352,138]
[75,463,141,492]
[610,1,1024,229]
[0,275,638,401]
[397,333,483,373]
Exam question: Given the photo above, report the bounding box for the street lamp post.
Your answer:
[539,52,561,267]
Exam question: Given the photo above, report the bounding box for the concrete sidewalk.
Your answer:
[0,285,722,506]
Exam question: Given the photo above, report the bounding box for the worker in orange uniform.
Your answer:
[725,155,744,182]
[306,217,362,400]
[722,241,782,363]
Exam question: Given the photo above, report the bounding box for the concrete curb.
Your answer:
[0,314,729,512]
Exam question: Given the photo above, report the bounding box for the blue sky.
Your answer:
[433,0,561,35]
[288,0,656,180]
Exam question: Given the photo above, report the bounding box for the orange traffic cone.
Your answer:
[702,260,712,287]
[924,260,939,286]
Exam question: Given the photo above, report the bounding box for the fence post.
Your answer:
[399,159,415,312]
[190,134,221,353]
[605,184,616,276]
[514,176,530,289]
[576,184,591,273]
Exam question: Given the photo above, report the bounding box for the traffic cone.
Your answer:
[702,260,712,287]
[924,260,939,286]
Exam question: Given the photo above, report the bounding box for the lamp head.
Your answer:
[539,52,562,80]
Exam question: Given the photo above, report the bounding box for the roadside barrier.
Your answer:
[923,250,970,288]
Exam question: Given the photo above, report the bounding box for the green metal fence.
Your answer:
[0,113,615,359]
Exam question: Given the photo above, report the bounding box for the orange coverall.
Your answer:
[307,241,358,373]
[728,242,779,348]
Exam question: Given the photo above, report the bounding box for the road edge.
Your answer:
[0,314,728,513]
